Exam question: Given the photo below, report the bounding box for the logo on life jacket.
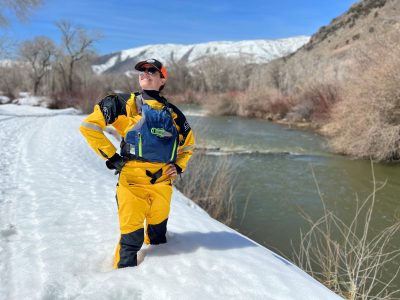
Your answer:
[151,128,173,138]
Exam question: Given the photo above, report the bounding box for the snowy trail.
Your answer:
[0,104,342,300]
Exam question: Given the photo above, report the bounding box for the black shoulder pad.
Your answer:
[118,93,132,102]
[168,103,191,142]
[98,94,128,125]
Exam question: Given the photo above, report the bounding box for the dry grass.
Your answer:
[174,150,236,225]
[293,163,400,299]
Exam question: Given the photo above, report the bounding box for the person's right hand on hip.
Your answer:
[165,164,178,178]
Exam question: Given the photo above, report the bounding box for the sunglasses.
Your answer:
[138,67,159,76]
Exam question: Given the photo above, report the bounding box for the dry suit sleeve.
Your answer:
[175,129,195,173]
[169,103,195,173]
[80,93,141,160]
[79,104,117,160]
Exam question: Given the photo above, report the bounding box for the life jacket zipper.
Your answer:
[138,133,143,157]
[170,138,177,162]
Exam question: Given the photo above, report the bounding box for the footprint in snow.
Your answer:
[1,224,19,241]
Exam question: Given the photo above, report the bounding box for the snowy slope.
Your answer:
[92,36,309,75]
[0,104,341,300]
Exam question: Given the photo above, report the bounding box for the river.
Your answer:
[180,104,400,290]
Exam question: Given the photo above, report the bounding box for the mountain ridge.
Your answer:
[92,36,310,75]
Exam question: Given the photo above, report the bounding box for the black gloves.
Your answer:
[106,153,126,174]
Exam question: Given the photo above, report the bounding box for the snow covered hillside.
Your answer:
[0,104,341,300]
[92,36,309,75]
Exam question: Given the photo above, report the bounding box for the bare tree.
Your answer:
[0,0,42,27]
[164,56,193,93]
[195,55,249,93]
[19,36,55,95]
[0,0,43,63]
[0,64,27,99]
[56,20,99,94]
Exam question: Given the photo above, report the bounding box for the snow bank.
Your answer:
[10,92,53,108]
[0,103,79,117]
[0,104,341,300]
[0,95,10,104]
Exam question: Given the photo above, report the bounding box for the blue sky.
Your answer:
[3,0,357,55]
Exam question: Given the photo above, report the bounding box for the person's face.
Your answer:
[138,64,166,91]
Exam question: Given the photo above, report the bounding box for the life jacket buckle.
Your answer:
[146,168,163,184]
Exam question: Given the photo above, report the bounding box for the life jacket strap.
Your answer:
[146,168,163,184]
[134,92,172,114]
[134,92,143,114]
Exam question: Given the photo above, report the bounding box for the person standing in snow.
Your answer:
[80,59,195,268]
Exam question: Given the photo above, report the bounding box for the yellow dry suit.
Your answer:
[79,90,195,268]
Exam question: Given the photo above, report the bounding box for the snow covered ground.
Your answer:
[0,104,341,300]
[11,92,54,107]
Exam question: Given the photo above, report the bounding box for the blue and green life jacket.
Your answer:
[122,94,178,163]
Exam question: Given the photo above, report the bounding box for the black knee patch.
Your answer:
[118,228,144,268]
[147,219,168,245]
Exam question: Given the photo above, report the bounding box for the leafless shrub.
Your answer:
[285,101,313,123]
[50,71,133,112]
[0,65,28,99]
[163,58,194,94]
[293,163,400,299]
[248,60,289,93]
[290,83,341,122]
[174,150,236,225]
[267,94,296,120]
[194,55,250,93]
[324,39,400,161]
[163,55,251,107]
[162,55,250,98]
[238,95,271,119]
[167,90,202,105]
[203,92,241,116]
[234,87,296,120]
